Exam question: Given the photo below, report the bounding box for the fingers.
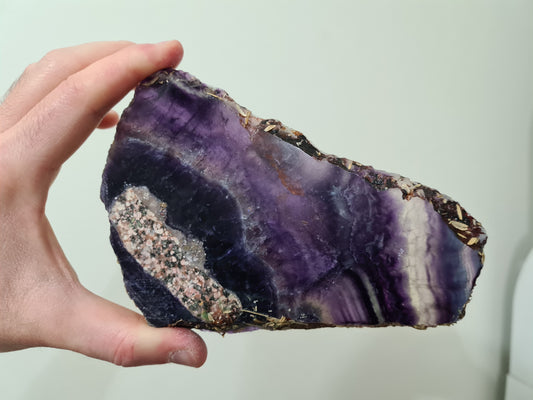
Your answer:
[97,110,120,129]
[0,41,134,133]
[0,41,203,367]
[2,40,183,194]
[50,288,207,367]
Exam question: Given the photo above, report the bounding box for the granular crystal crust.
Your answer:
[101,69,487,332]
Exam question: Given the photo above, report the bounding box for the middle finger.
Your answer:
[0,41,134,133]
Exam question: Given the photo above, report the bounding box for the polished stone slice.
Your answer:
[101,69,487,332]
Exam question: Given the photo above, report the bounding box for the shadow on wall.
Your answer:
[500,115,533,398]
[18,329,491,400]
[234,328,492,400]
[20,351,118,400]
[325,329,490,400]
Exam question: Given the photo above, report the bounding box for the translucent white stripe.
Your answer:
[390,190,439,326]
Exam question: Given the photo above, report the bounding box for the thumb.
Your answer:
[57,288,207,367]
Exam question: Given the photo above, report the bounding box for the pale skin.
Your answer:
[0,41,208,367]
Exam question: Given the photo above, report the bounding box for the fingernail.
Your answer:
[157,40,182,50]
[157,39,176,46]
[168,350,196,367]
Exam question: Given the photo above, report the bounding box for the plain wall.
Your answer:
[1,1,532,399]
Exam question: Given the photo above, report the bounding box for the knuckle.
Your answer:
[39,49,62,71]
[23,48,73,83]
[0,135,20,189]
[59,75,102,121]
[15,50,62,87]
[112,333,137,367]
[59,74,87,98]
[59,73,105,122]
[12,62,39,92]
[21,61,39,79]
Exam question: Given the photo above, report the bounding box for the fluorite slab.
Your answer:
[101,69,487,332]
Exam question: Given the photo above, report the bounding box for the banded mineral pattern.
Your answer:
[109,186,242,326]
[101,69,487,332]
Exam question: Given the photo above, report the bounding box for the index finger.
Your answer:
[0,41,135,133]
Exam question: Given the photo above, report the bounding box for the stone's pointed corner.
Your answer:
[101,69,486,333]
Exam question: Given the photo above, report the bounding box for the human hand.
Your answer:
[0,41,207,367]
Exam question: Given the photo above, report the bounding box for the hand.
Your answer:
[0,41,207,367]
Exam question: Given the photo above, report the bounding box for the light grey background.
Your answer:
[1,1,532,399]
